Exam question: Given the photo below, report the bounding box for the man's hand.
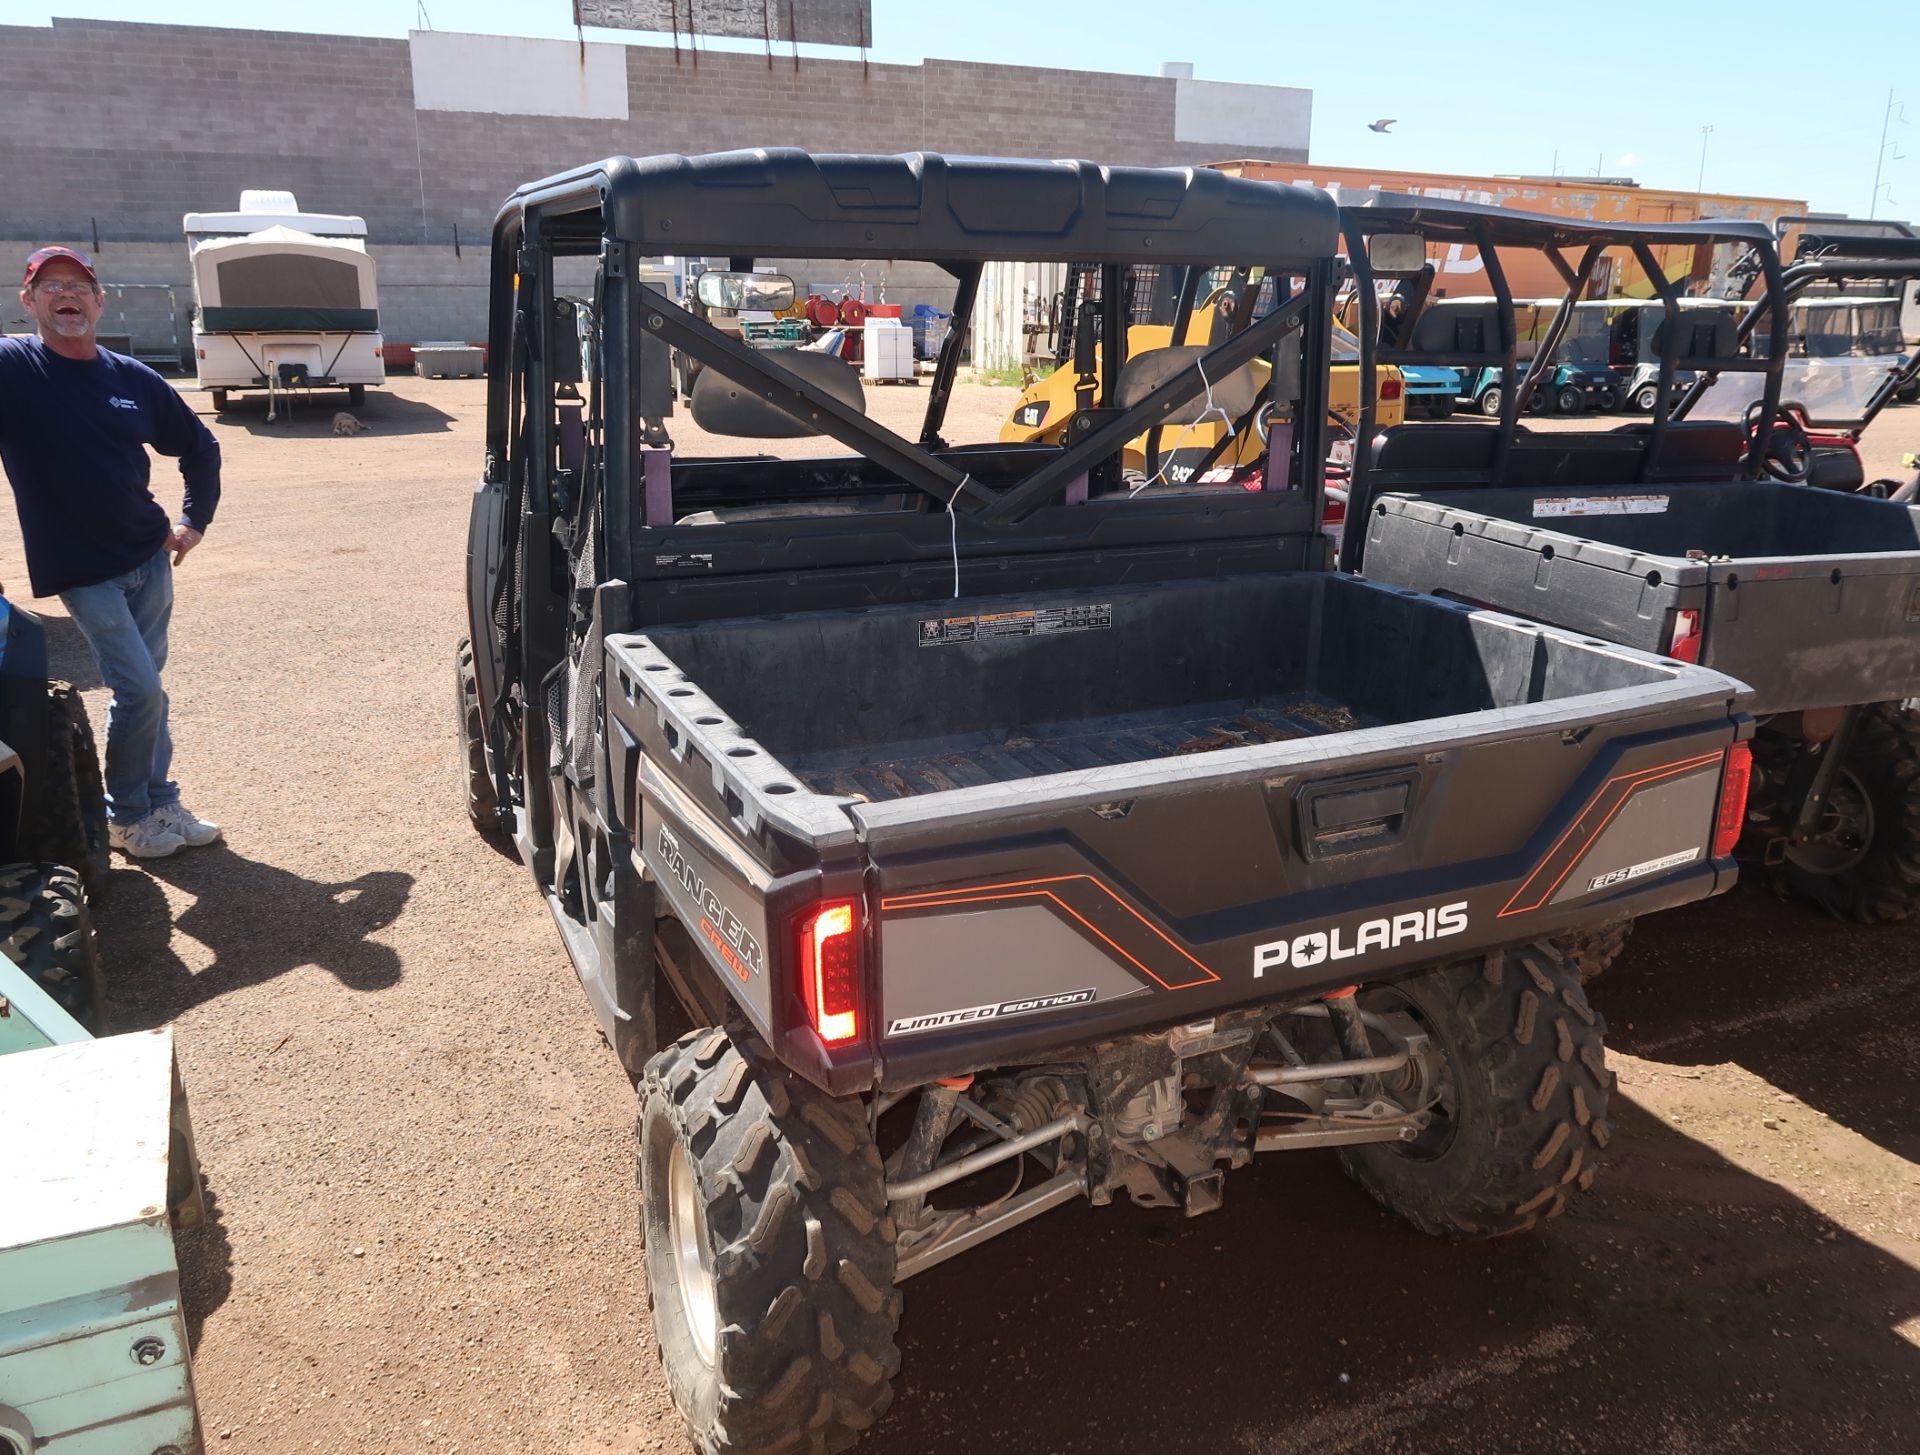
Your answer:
[168,524,204,566]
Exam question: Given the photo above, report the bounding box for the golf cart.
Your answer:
[461,150,1753,1453]
[1345,193,1920,932]
[1407,298,1616,416]
[1587,296,1747,414]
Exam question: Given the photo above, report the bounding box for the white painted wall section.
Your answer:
[1173,77,1310,154]
[409,30,629,120]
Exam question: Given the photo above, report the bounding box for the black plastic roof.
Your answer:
[501,149,1339,265]
[1342,190,1776,250]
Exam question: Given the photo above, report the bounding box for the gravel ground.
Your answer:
[16,375,1919,1453]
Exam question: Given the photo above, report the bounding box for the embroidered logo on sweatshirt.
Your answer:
[107,396,139,410]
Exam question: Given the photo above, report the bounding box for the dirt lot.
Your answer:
[20,375,1920,1453]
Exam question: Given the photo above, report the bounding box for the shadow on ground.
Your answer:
[213,386,456,438]
[1605,881,1920,1165]
[177,1177,234,1349]
[97,847,411,1027]
[866,1093,1920,1455]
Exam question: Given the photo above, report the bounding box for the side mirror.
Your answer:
[1366,233,1428,277]
[694,270,797,312]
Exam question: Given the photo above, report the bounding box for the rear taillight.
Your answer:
[1668,608,1703,663]
[1380,376,1404,401]
[799,900,861,1044]
[1713,743,1752,859]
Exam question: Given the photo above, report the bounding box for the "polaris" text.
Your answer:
[1252,902,1469,977]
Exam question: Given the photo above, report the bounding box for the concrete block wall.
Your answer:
[3,18,1312,345]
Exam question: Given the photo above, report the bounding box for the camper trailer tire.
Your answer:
[348,384,366,406]
[209,389,229,411]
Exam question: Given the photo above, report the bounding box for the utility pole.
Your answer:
[1871,89,1907,219]
[1697,125,1713,194]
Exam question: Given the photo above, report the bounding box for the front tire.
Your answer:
[1556,384,1585,414]
[0,863,106,1033]
[1478,385,1504,417]
[1338,945,1611,1238]
[1779,702,1920,922]
[455,637,502,838]
[639,1029,901,1455]
[1632,383,1660,413]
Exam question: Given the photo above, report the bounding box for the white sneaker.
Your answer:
[110,815,186,859]
[151,801,223,848]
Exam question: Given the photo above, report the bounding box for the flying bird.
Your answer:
[1369,119,1397,133]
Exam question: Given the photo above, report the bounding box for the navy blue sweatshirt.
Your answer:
[0,336,221,596]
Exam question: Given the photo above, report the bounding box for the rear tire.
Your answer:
[1548,916,1635,983]
[455,636,502,838]
[1338,945,1611,1238]
[1779,702,1920,922]
[1632,383,1660,413]
[0,863,106,1033]
[638,1029,900,1455]
[16,684,110,902]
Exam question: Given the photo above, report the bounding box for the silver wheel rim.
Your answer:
[667,1139,719,1367]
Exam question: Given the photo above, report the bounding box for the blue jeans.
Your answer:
[60,548,179,825]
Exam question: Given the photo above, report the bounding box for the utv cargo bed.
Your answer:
[1363,479,1920,714]
[608,571,1747,1087]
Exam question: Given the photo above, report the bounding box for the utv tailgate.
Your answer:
[607,574,1749,1089]
[1362,479,1920,714]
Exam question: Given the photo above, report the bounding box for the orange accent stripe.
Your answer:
[1499,751,1724,918]
[882,874,1221,990]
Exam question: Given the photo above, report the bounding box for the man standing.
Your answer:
[0,246,222,859]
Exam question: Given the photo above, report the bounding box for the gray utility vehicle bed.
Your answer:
[1341,192,1920,925]
[1363,467,1920,714]
[608,569,1748,1091]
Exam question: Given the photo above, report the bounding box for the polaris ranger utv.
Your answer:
[1343,194,1920,935]
[461,151,1754,1454]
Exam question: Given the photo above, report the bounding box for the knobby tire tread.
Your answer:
[639,1030,900,1455]
[1339,944,1612,1239]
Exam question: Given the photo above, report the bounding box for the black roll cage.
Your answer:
[483,153,1340,589]
[1339,193,1788,571]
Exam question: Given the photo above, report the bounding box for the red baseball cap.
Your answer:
[22,246,98,287]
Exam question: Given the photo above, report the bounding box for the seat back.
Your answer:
[690,349,866,438]
[1367,421,1747,492]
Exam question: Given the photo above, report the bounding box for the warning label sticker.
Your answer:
[1532,495,1670,519]
[918,603,1113,647]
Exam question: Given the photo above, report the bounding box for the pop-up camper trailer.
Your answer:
[182,191,384,412]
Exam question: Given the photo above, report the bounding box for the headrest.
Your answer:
[1114,344,1263,425]
[689,348,867,438]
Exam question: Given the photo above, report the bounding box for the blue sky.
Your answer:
[18,0,1914,217]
